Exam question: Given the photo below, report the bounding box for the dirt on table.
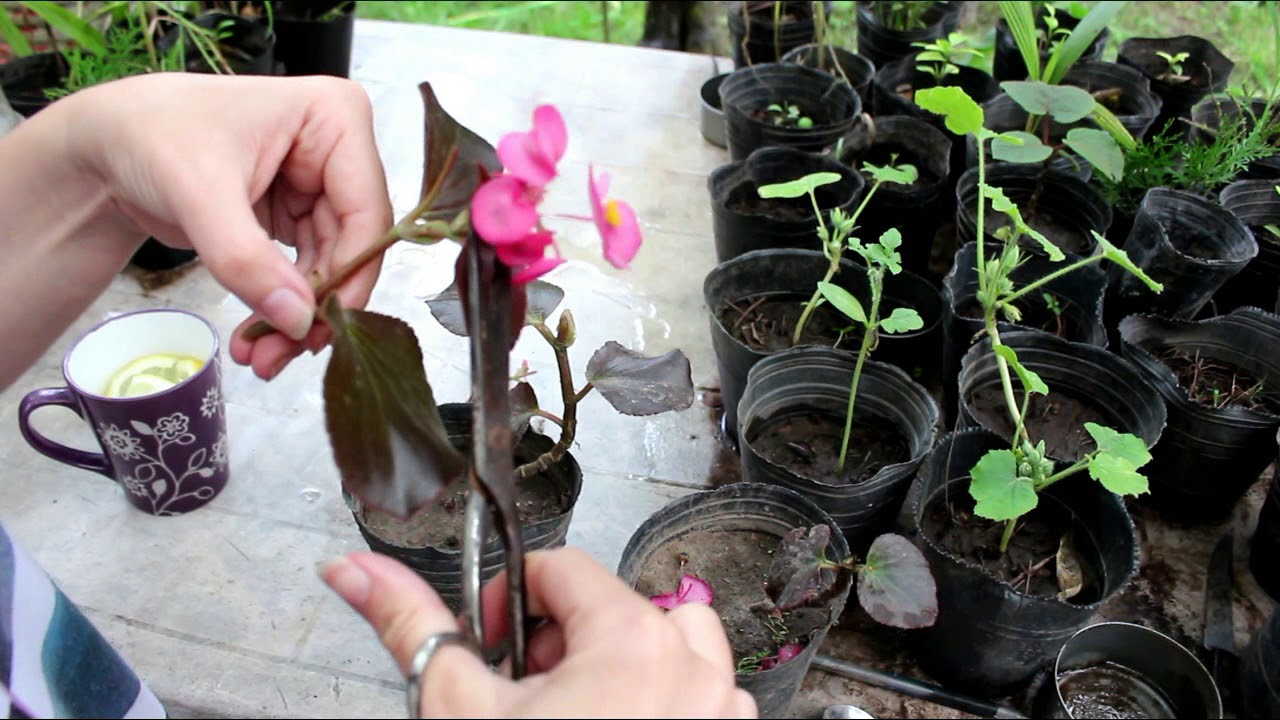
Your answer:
[1156,347,1280,415]
[967,386,1113,462]
[746,410,909,484]
[634,528,832,668]
[718,294,856,353]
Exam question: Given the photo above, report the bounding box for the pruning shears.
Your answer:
[459,233,529,679]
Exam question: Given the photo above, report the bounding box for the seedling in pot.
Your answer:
[915,85,1164,557]
[913,31,983,86]
[1155,50,1191,82]
[765,101,814,129]
[871,1,932,32]
[999,1,1124,86]
[988,80,1134,183]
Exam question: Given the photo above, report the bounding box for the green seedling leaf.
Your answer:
[586,342,694,416]
[969,449,1038,521]
[992,344,1049,395]
[1000,81,1096,123]
[863,162,919,186]
[982,186,1065,261]
[914,86,984,136]
[858,533,938,629]
[22,1,106,55]
[321,295,467,518]
[1064,128,1124,182]
[1090,231,1163,292]
[427,278,562,335]
[879,307,924,334]
[999,1,1041,82]
[1084,423,1151,467]
[510,381,539,442]
[766,525,840,611]
[817,282,867,325]
[1088,453,1149,496]
[0,9,32,57]
[991,131,1054,164]
[419,82,502,223]
[758,172,843,199]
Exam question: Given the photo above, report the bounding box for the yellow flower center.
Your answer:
[604,199,622,227]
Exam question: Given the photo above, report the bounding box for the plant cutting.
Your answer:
[1156,50,1190,82]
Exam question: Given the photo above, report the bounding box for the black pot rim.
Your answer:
[1138,187,1258,266]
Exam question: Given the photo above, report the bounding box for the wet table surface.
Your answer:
[0,18,1275,719]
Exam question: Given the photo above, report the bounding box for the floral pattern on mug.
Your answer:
[98,413,228,516]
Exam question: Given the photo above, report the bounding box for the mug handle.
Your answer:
[18,387,112,477]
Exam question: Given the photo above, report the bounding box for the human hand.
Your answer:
[321,547,757,718]
[63,72,392,379]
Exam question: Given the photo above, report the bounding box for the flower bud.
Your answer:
[1018,462,1034,478]
[555,309,576,346]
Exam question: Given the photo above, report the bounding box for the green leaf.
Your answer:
[863,162,919,186]
[1000,81,1096,123]
[419,82,501,224]
[585,342,694,416]
[879,307,923,334]
[982,186,1066,261]
[21,2,106,55]
[1043,1,1128,84]
[758,172,842,199]
[0,8,32,57]
[321,295,467,518]
[878,228,902,251]
[427,278,562,335]
[509,381,539,441]
[999,1,1041,81]
[1088,104,1138,149]
[857,534,938,629]
[991,131,1054,163]
[1088,453,1149,496]
[817,281,867,325]
[1084,423,1151,467]
[913,85,984,136]
[992,344,1049,395]
[1091,231,1164,293]
[969,449,1038,521]
[1064,128,1124,182]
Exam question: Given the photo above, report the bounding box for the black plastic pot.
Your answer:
[906,428,1140,697]
[738,347,939,551]
[705,249,942,444]
[617,482,852,718]
[871,52,1000,127]
[129,238,199,272]
[273,1,356,77]
[709,145,865,263]
[1252,466,1280,602]
[1118,309,1280,523]
[1215,179,1280,314]
[854,1,960,71]
[1190,96,1280,181]
[1239,606,1280,718]
[701,73,730,148]
[958,330,1166,464]
[348,403,582,611]
[781,43,876,106]
[720,62,862,161]
[158,12,275,76]
[965,92,1092,182]
[839,115,953,281]
[726,1,830,70]
[1061,61,1163,139]
[1117,35,1234,139]
[954,164,1112,258]
[992,6,1108,83]
[941,242,1109,427]
[0,52,65,117]
[1106,187,1256,324]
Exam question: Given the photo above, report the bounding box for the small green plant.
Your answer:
[1156,50,1191,79]
[872,1,933,32]
[913,31,983,85]
[765,101,814,129]
[999,0,1125,86]
[1037,3,1073,57]
[915,85,1164,553]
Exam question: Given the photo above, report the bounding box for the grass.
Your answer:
[356,1,1280,95]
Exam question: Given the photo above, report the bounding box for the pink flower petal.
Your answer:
[511,255,564,284]
[675,575,714,606]
[495,230,555,267]
[471,175,539,245]
[775,643,803,663]
[497,105,568,188]
[532,104,567,166]
[650,592,681,611]
[601,199,642,269]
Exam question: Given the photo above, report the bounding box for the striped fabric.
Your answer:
[0,525,163,719]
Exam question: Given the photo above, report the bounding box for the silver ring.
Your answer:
[405,631,474,718]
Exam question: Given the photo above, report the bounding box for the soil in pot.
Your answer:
[1155,348,1280,415]
[634,528,826,665]
[956,292,1090,342]
[980,204,1089,257]
[724,184,818,221]
[745,409,909,485]
[718,294,849,352]
[966,387,1112,462]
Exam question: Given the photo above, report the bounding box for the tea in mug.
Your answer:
[103,353,205,398]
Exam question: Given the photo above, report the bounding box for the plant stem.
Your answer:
[976,139,989,299]
[836,271,881,474]
[516,322,582,479]
[1036,456,1091,491]
[998,253,1105,308]
[999,519,1016,553]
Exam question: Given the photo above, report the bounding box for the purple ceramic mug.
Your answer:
[18,309,228,516]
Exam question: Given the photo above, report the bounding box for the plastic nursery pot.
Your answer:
[941,241,1108,427]
[1240,604,1280,717]
[992,6,1109,83]
[0,52,66,118]
[617,482,852,719]
[1252,463,1280,602]
[128,238,199,272]
[719,62,862,162]
[725,0,832,70]
[1117,35,1235,139]
[1106,187,1256,324]
[737,347,939,552]
[1190,95,1280,181]
[954,164,1112,258]
[1061,61,1163,140]
[966,93,1092,181]
[158,12,276,76]
[1214,179,1280,314]
[839,115,953,281]
[1118,308,1280,523]
[1034,622,1222,719]
[709,145,865,263]
[273,1,356,77]
[958,330,1167,465]
[347,403,582,612]
[700,73,730,148]
[905,428,1140,697]
[781,43,876,107]
[853,1,959,71]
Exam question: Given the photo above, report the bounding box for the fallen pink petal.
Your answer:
[589,165,643,269]
[758,643,802,672]
[650,574,714,610]
[497,104,568,187]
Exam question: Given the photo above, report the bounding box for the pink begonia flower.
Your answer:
[650,574,714,610]
[497,104,568,187]
[589,165,642,269]
[471,175,541,245]
[758,643,803,672]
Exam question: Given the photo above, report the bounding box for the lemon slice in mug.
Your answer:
[104,353,205,398]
